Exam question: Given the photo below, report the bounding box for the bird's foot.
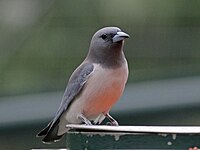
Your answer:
[106,121,119,126]
[105,113,119,126]
[78,114,92,125]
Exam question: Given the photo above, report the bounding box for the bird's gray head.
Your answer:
[86,27,129,68]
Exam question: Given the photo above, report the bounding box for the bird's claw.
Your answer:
[78,114,92,125]
[105,113,119,126]
[106,121,119,126]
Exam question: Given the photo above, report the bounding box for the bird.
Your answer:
[37,27,130,143]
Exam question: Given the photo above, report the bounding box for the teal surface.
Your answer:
[66,132,200,150]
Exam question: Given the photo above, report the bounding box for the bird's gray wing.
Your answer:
[56,62,94,118]
[38,62,94,139]
[53,63,94,124]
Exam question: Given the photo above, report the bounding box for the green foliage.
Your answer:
[0,0,200,96]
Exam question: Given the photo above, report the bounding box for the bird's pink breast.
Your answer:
[83,81,124,118]
[81,63,128,119]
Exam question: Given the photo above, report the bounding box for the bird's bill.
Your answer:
[112,31,130,43]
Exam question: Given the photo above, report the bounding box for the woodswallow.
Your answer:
[37,27,129,143]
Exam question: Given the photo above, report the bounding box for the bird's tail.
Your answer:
[37,120,64,144]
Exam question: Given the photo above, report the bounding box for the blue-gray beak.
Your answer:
[112,31,130,43]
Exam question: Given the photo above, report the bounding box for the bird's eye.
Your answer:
[101,34,107,40]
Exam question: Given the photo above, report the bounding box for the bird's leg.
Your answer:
[105,113,119,126]
[78,114,92,125]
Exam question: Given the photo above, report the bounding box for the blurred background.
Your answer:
[0,0,200,149]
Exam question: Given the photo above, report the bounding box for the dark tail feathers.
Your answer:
[37,120,64,144]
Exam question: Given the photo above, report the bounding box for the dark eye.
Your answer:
[101,34,107,39]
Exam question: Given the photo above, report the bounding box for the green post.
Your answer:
[65,125,200,150]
